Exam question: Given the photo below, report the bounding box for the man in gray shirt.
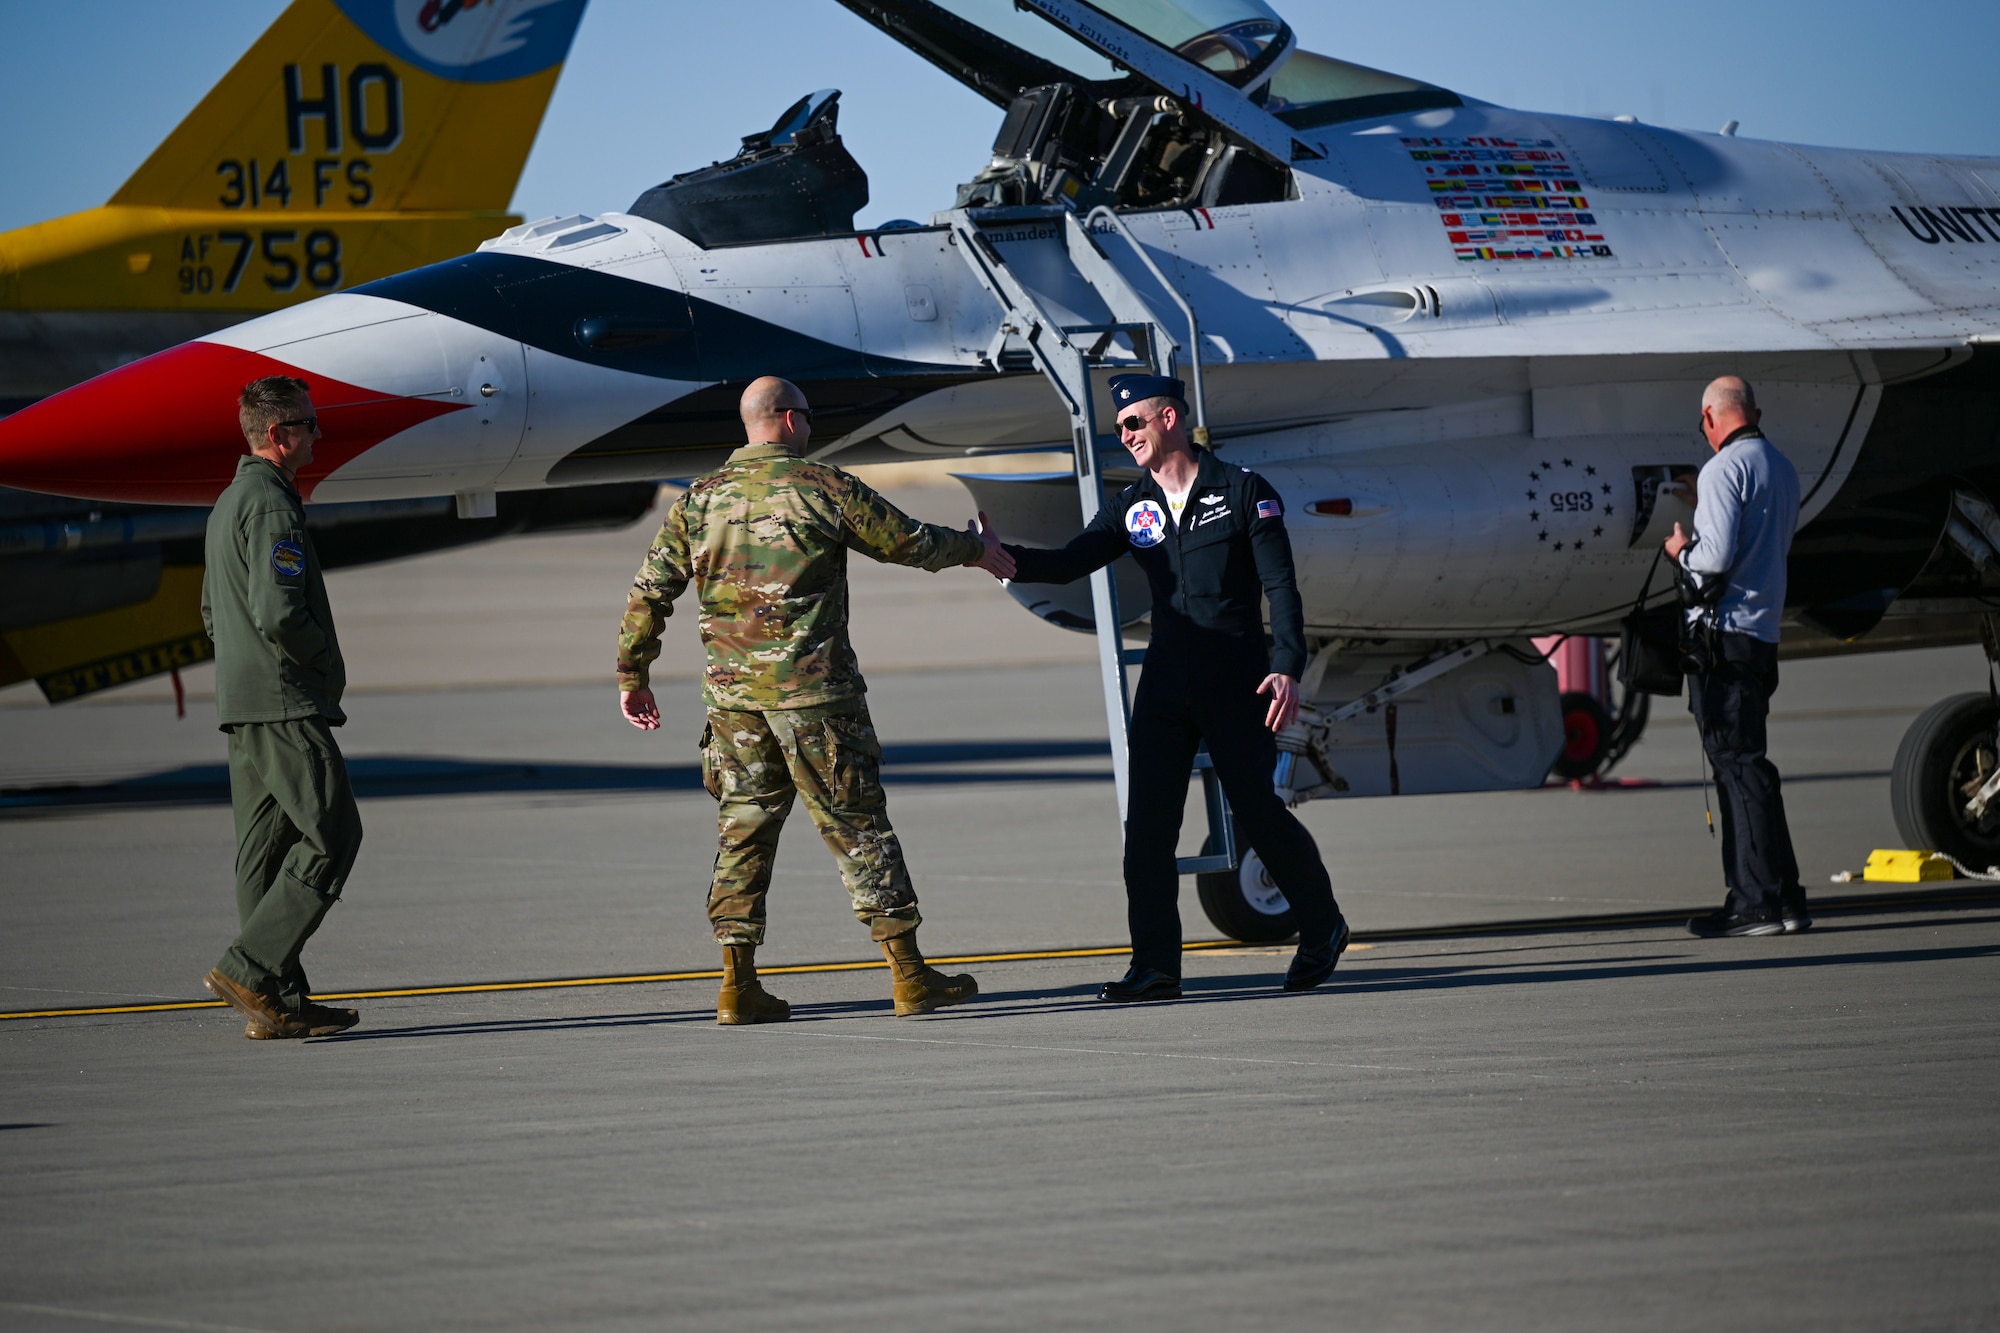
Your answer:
[1665,376,1806,937]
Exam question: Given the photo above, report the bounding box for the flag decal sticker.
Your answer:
[1404,136,1613,262]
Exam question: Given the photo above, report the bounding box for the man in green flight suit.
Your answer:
[618,376,1016,1023]
[199,375,363,1040]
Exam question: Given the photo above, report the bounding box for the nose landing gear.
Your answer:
[1195,843,1295,944]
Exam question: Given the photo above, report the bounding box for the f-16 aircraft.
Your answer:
[5,0,1998,937]
[0,0,663,706]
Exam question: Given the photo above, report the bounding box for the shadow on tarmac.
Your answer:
[1317,941,2000,994]
[0,740,1116,812]
[1380,910,2000,960]
[302,926,2000,1042]
[316,995,924,1042]
[315,1007,744,1042]
[1533,769,1890,794]
[1,757,1895,816]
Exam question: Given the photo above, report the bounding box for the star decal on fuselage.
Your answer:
[1524,457,1615,555]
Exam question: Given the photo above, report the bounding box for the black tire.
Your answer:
[1551,692,1615,780]
[1195,837,1298,943]
[1890,692,2000,869]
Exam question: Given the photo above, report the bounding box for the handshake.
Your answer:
[963,509,1016,581]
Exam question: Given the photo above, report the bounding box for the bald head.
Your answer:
[1700,375,1760,450]
[1704,376,1757,417]
[741,375,810,436]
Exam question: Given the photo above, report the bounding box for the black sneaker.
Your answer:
[1780,890,1813,933]
[1283,916,1352,992]
[1687,908,1785,938]
[1098,965,1181,1002]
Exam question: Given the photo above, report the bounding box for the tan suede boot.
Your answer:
[717,943,790,1025]
[881,933,978,1016]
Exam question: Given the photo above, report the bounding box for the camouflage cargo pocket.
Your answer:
[698,721,722,799]
[821,711,885,811]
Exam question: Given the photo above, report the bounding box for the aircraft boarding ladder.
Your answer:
[944,205,1235,876]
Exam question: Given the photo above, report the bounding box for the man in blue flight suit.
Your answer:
[1666,375,1807,937]
[1003,373,1349,1000]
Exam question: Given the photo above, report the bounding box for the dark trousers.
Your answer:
[1123,639,1339,974]
[1687,631,1801,917]
[217,716,363,1013]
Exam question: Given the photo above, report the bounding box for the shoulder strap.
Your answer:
[1632,548,1666,615]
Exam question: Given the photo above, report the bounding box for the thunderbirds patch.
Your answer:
[1126,500,1167,548]
[270,539,306,577]
[1404,136,1613,262]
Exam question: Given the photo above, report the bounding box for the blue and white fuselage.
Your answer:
[3,0,1997,649]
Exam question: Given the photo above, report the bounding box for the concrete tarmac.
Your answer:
[3,478,1997,1329]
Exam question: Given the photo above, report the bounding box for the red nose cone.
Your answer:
[0,341,466,504]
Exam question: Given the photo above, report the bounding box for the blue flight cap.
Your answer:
[1108,373,1186,408]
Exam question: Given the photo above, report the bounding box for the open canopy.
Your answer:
[630,0,1469,246]
[837,0,1457,129]
[832,0,1457,216]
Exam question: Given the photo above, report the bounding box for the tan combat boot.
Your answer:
[880,933,978,1016]
[717,943,790,1025]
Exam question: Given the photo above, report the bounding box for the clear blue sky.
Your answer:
[1,0,1995,235]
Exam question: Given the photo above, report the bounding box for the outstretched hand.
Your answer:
[965,510,1016,580]
[1258,673,1300,733]
[621,686,661,731]
[1664,521,1690,563]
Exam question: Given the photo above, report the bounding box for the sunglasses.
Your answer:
[1117,411,1161,433]
[787,406,814,422]
[275,416,319,433]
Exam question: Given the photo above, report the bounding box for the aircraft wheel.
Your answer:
[1890,692,2000,870]
[1195,839,1298,943]
[1551,692,1614,781]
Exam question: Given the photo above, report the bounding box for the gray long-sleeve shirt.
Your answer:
[1678,432,1800,643]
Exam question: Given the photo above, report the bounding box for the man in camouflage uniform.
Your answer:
[618,376,1016,1023]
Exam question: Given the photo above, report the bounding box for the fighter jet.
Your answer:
[0,0,671,709]
[5,0,1998,937]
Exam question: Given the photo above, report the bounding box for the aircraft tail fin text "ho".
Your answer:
[109,0,587,214]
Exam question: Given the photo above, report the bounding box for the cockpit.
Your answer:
[626,0,1460,246]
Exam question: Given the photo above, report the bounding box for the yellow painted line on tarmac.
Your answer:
[3,1000,231,1020]
[0,939,1372,1022]
[14,880,1995,1023]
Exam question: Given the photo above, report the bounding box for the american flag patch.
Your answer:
[1256,499,1282,519]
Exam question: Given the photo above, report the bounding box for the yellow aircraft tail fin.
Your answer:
[109,0,586,215]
